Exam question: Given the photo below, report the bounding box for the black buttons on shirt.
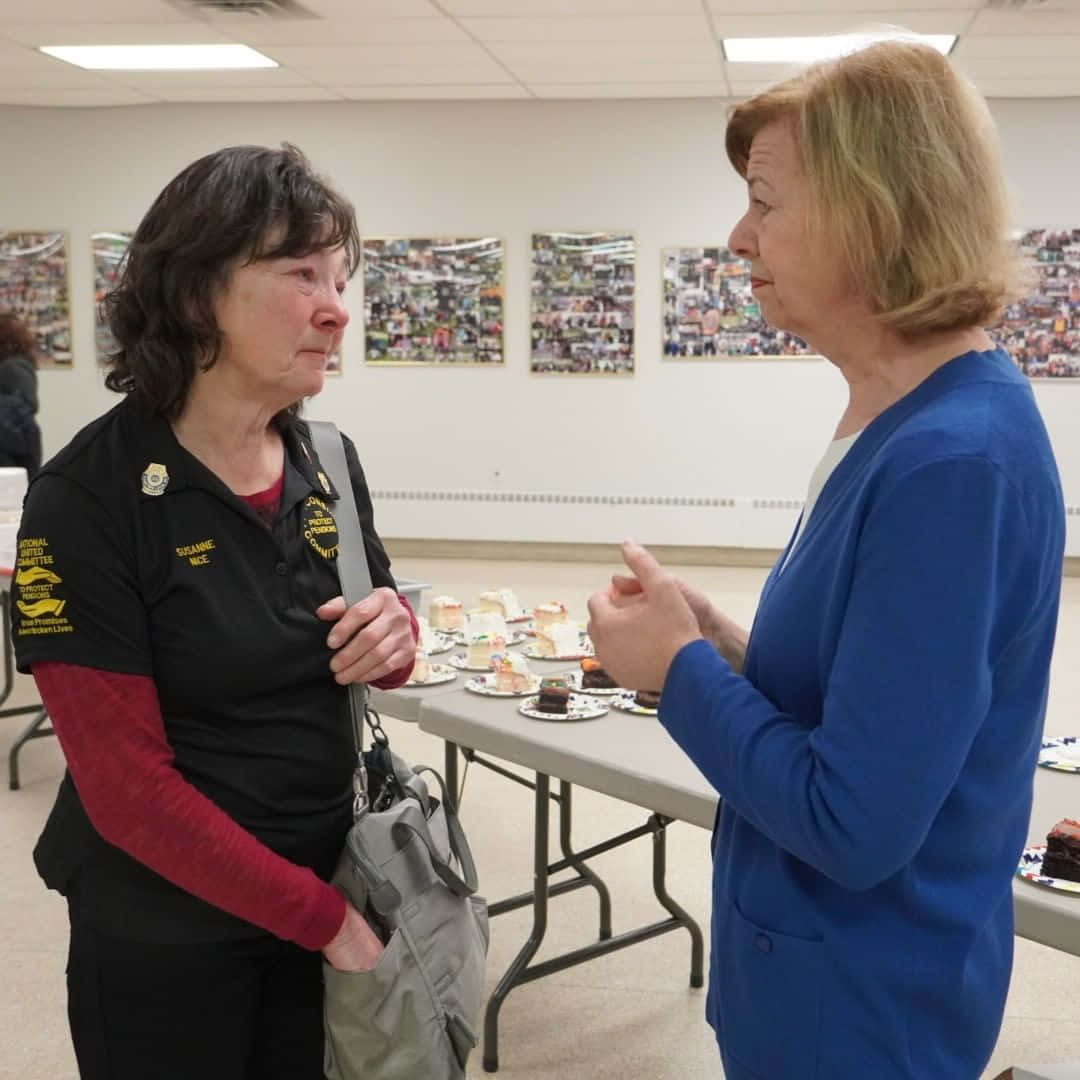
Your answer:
[274,562,288,576]
[754,932,773,954]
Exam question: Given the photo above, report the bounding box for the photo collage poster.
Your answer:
[662,246,815,359]
[997,228,1080,379]
[363,237,503,365]
[0,231,72,368]
[530,232,635,374]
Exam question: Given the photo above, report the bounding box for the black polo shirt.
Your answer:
[13,396,397,941]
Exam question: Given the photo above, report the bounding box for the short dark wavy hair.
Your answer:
[104,143,360,420]
[0,312,38,364]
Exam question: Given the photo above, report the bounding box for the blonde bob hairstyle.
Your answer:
[725,40,1024,338]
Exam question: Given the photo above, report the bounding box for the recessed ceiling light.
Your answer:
[39,44,277,71]
[723,33,956,64]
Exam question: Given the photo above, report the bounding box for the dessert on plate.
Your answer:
[477,588,527,621]
[429,596,464,631]
[491,652,534,694]
[580,658,618,690]
[533,622,584,658]
[532,601,570,631]
[464,611,508,668]
[633,689,661,711]
[1041,818,1080,882]
[536,676,571,715]
[410,650,431,684]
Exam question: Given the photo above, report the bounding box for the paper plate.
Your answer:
[609,691,659,716]
[1016,846,1080,894]
[563,670,624,696]
[420,631,457,656]
[521,638,595,661]
[404,664,458,688]
[518,693,609,722]
[1038,736,1080,773]
[464,673,541,698]
[450,629,528,648]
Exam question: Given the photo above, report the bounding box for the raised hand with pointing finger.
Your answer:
[586,540,701,693]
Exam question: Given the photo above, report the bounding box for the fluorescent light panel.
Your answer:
[39,44,277,71]
[723,33,956,64]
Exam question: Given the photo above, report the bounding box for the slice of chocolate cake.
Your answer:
[536,677,570,715]
[1041,818,1080,883]
[580,658,618,690]
[634,689,661,710]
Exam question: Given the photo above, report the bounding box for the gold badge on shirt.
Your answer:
[317,471,331,495]
[141,462,169,496]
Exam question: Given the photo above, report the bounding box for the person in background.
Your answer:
[12,144,418,1080]
[0,311,43,475]
[588,41,1065,1080]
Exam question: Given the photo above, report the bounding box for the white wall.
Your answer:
[1,96,1077,552]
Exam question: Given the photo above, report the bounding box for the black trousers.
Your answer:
[66,916,325,1080]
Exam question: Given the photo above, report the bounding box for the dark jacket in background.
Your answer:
[0,352,41,476]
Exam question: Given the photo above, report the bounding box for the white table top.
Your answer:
[419,689,1080,957]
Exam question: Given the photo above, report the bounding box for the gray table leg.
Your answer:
[444,740,459,808]
[483,772,551,1073]
[558,779,612,940]
[651,815,704,988]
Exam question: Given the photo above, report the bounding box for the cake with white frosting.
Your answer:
[477,588,526,621]
[429,596,464,631]
[533,622,583,658]
[464,611,508,668]
[532,601,570,631]
[491,652,533,693]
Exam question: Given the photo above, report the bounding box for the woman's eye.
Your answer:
[335,282,347,296]
[295,267,316,282]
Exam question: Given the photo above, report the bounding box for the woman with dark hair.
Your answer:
[0,311,42,475]
[11,144,418,1080]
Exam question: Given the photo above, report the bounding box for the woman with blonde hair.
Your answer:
[589,40,1064,1079]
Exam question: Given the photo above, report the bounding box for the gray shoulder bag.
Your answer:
[307,421,489,1080]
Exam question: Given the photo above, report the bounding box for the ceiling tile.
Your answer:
[155,85,343,101]
[0,23,235,46]
[0,0,181,21]
[710,11,971,36]
[0,86,159,105]
[954,34,1080,58]
[216,17,470,45]
[488,39,720,64]
[304,63,515,86]
[337,83,530,99]
[263,42,492,67]
[103,66,316,87]
[461,15,714,42]
[286,0,443,14]
[508,61,724,84]
[709,0,976,9]
[0,42,81,71]
[0,66,114,88]
[954,55,1080,79]
[968,9,1080,35]
[442,1,702,13]
[724,61,809,82]
[533,81,727,98]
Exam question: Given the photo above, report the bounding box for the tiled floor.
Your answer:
[2,556,1079,1079]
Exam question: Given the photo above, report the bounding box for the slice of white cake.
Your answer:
[477,588,526,621]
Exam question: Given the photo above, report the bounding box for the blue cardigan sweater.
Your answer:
[660,348,1064,1080]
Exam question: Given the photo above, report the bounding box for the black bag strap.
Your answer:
[306,420,375,757]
